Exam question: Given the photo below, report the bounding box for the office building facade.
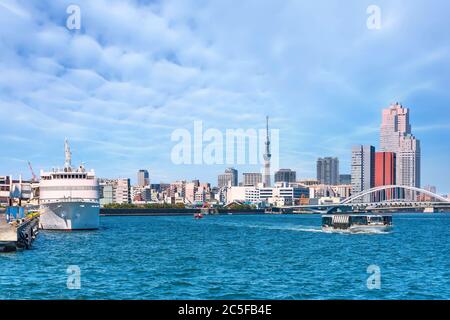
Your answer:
[274,169,297,184]
[317,157,339,185]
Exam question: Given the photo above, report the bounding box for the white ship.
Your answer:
[39,139,100,230]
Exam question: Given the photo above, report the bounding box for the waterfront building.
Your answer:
[317,157,339,185]
[99,178,131,205]
[339,174,351,185]
[351,145,375,196]
[213,187,227,204]
[380,103,421,188]
[226,186,259,204]
[137,169,150,187]
[242,172,262,186]
[226,184,309,206]
[308,184,352,199]
[218,168,238,188]
[398,134,421,188]
[195,183,211,204]
[99,182,113,206]
[114,178,131,204]
[131,185,152,203]
[332,184,352,199]
[274,169,296,184]
[185,180,199,204]
[169,180,186,199]
[183,180,211,204]
[298,179,320,187]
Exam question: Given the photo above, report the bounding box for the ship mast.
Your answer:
[64,138,72,171]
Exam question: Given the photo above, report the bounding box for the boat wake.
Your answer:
[226,223,324,233]
[322,228,392,235]
[214,222,392,235]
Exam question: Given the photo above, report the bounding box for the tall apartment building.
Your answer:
[218,168,238,188]
[380,103,420,187]
[113,178,131,204]
[351,145,375,194]
[242,172,262,186]
[274,169,296,184]
[169,180,186,199]
[99,178,131,205]
[317,157,339,185]
[185,180,200,204]
[137,169,150,187]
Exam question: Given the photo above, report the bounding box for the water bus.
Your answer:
[322,214,393,233]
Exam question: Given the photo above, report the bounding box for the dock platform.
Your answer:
[0,209,39,252]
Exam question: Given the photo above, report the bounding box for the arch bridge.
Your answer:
[282,185,450,213]
[341,185,448,205]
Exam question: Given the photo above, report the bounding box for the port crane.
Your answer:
[28,161,37,182]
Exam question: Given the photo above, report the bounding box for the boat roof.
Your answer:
[322,214,391,218]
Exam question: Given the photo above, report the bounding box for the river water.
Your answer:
[1,213,449,299]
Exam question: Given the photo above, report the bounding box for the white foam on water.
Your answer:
[209,221,392,235]
[237,223,324,233]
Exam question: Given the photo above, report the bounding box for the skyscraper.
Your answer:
[351,145,375,195]
[263,116,271,187]
[375,152,396,187]
[218,168,238,188]
[137,169,150,187]
[274,169,296,184]
[380,103,420,188]
[316,157,339,185]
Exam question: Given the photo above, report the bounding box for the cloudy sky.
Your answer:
[0,0,449,193]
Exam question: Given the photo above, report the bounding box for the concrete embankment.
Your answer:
[0,213,40,252]
[100,208,266,216]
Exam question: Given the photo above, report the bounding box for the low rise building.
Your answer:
[226,184,309,206]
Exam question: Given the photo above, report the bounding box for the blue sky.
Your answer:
[0,0,449,193]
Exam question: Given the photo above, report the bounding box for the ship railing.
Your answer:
[40,198,99,203]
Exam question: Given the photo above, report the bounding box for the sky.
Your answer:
[0,0,449,193]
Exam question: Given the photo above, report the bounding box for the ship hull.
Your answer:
[39,201,100,230]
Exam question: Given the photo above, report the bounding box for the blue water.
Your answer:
[1,214,449,300]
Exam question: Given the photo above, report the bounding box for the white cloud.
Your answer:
[0,0,449,191]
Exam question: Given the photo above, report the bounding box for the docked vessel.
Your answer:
[322,214,393,233]
[39,139,100,230]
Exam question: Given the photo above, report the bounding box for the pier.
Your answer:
[0,207,39,252]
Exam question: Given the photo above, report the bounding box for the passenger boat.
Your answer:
[322,214,393,233]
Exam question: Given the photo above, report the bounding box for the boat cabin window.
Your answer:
[349,216,368,225]
[322,216,332,226]
[383,216,392,225]
[369,216,383,223]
